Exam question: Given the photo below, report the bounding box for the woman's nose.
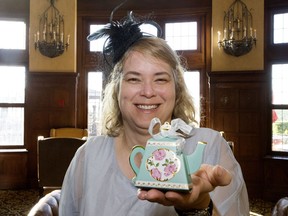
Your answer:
[140,81,156,98]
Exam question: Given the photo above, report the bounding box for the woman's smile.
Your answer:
[136,104,159,110]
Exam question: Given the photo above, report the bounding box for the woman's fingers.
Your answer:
[193,164,232,188]
[137,164,232,209]
[214,165,232,185]
[138,189,174,206]
[201,164,232,187]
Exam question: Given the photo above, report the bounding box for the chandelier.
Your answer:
[217,0,256,57]
[34,0,70,58]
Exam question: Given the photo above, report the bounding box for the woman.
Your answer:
[59,12,249,216]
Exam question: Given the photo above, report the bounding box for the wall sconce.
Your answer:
[34,0,70,58]
[217,0,256,57]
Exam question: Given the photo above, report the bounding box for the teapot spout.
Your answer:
[185,141,207,175]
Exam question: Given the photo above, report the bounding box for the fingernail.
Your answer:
[137,189,147,200]
[217,166,223,176]
[137,188,141,196]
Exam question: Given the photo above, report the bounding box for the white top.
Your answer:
[59,128,249,216]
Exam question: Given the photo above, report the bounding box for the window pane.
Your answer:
[184,71,200,125]
[272,64,288,105]
[89,25,106,52]
[88,72,103,135]
[0,107,24,145]
[272,109,288,152]
[273,13,288,44]
[0,66,25,103]
[89,24,159,52]
[140,24,158,37]
[272,63,288,152]
[165,22,197,50]
[0,21,26,49]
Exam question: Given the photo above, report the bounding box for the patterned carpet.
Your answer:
[0,189,276,216]
[0,189,39,216]
[249,198,276,216]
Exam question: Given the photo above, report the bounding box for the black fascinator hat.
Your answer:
[87,0,162,68]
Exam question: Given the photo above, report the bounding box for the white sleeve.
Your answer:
[208,132,249,216]
[59,142,87,216]
[187,128,250,216]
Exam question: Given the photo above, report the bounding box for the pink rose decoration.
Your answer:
[164,164,177,176]
[153,149,166,160]
[151,168,161,180]
[146,148,180,181]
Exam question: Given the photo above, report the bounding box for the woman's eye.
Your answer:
[127,77,140,83]
[155,78,169,83]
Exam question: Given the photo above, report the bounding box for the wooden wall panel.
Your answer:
[0,150,28,189]
[25,72,79,187]
[238,135,260,158]
[213,111,238,132]
[209,71,288,202]
[208,71,267,199]
[263,158,288,201]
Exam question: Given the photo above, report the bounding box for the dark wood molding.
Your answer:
[0,0,29,17]
[78,0,211,16]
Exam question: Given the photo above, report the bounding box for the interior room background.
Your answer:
[0,0,287,203]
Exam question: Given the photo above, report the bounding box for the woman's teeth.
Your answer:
[137,104,158,110]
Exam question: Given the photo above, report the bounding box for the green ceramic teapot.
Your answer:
[129,118,207,192]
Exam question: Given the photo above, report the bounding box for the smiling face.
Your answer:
[118,51,176,134]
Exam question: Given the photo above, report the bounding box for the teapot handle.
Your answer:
[129,146,145,175]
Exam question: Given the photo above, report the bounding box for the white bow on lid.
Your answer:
[148,117,193,140]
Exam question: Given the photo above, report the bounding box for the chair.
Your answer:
[272,197,288,216]
[37,136,86,196]
[50,128,88,139]
[220,131,234,153]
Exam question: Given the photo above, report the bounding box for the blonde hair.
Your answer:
[101,37,197,136]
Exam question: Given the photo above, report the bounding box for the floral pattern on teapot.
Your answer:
[146,148,180,182]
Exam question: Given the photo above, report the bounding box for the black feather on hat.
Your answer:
[87,0,162,68]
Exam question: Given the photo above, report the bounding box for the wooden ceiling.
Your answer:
[77,0,212,13]
[0,0,212,18]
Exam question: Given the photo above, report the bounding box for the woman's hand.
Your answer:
[137,164,232,211]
